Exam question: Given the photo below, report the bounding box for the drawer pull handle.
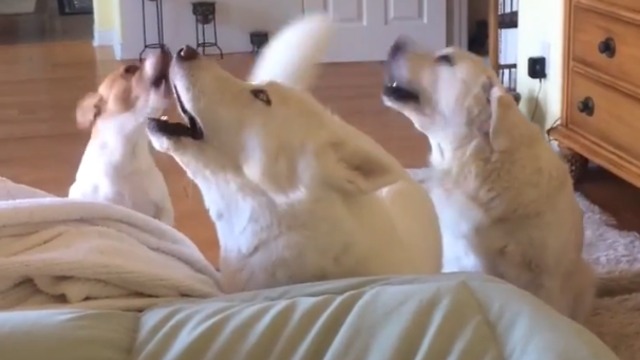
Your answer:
[597,37,616,58]
[577,96,595,117]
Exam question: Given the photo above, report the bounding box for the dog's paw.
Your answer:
[490,82,518,108]
[489,83,508,101]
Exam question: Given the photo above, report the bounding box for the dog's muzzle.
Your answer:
[147,85,205,140]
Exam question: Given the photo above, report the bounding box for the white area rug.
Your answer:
[579,197,640,360]
[408,168,640,360]
[0,0,37,15]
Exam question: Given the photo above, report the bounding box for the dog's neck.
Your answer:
[178,157,280,254]
[84,113,154,170]
[168,146,396,265]
[426,124,491,169]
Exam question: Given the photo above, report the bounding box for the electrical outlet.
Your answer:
[528,56,547,79]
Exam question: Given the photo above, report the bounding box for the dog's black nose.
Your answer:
[388,37,411,61]
[177,45,199,61]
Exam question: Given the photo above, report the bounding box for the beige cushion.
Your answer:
[0,274,618,359]
[0,309,137,360]
[134,274,617,360]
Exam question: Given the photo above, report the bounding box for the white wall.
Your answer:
[516,0,564,129]
[116,0,304,60]
[115,0,469,61]
[92,0,117,46]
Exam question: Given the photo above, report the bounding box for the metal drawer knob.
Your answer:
[597,37,616,58]
[577,96,595,117]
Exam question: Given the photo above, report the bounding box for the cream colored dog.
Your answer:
[381,39,595,323]
[146,15,442,292]
[69,48,174,226]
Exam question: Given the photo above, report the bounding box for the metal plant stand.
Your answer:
[250,31,269,54]
[192,2,224,58]
[139,0,166,61]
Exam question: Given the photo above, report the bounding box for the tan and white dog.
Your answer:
[68,48,175,226]
[146,15,442,292]
[381,39,595,323]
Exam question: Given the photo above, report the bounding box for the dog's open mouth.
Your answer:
[382,82,421,104]
[147,85,204,140]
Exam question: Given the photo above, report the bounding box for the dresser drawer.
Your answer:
[585,0,640,13]
[568,71,640,160]
[572,6,640,86]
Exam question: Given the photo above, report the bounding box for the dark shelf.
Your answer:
[498,63,518,93]
[57,0,93,16]
[498,11,518,29]
[498,63,517,70]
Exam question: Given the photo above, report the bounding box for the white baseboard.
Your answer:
[112,43,123,60]
[93,30,115,47]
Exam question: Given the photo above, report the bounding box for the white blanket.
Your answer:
[0,177,223,311]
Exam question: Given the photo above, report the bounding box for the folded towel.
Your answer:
[0,177,223,311]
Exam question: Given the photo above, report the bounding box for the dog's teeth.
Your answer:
[160,116,168,121]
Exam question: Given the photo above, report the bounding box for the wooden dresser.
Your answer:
[549,0,640,187]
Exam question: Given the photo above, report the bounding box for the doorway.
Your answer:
[302,0,447,62]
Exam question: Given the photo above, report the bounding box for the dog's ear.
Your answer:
[325,139,400,195]
[75,92,104,130]
[473,78,497,135]
[486,85,524,150]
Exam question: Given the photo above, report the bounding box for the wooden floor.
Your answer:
[0,0,92,45]
[1,40,639,265]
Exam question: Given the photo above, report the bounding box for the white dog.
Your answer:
[69,48,174,226]
[146,15,442,293]
[381,39,595,323]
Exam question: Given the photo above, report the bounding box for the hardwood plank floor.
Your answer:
[0,0,92,45]
[0,40,638,266]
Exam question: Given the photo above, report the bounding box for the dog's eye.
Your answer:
[250,88,272,106]
[435,54,454,66]
[123,64,140,75]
